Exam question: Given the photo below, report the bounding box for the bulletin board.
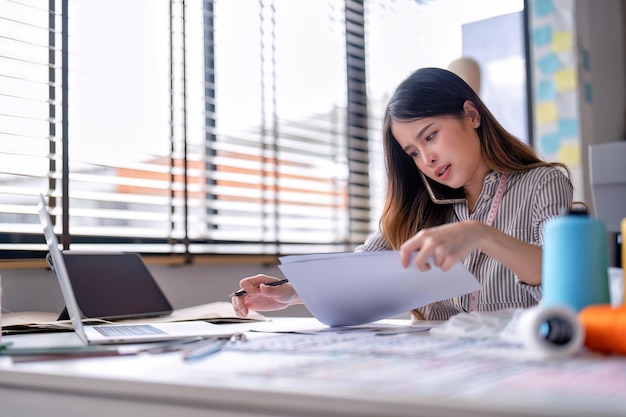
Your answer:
[529,0,584,199]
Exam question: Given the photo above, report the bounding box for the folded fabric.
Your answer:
[429,306,585,359]
[429,309,518,339]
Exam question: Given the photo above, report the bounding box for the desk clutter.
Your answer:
[538,212,626,357]
[430,305,584,359]
[0,212,623,365]
[1,301,268,335]
[1,317,625,417]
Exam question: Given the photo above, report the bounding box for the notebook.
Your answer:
[38,194,235,344]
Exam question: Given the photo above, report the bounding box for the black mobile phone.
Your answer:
[419,171,466,204]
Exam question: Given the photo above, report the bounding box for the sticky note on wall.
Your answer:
[539,133,560,155]
[551,31,574,53]
[538,53,561,75]
[536,101,558,124]
[555,68,577,92]
[557,142,581,166]
[534,0,555,17]
[558,118,579,138]
[534,25,553,47]
[537,80,557,101]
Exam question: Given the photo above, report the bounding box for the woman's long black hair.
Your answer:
[379,67,568,248]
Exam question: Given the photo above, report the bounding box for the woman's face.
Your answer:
[390,102,488,193]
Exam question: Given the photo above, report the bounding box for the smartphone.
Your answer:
[419,170,466,204]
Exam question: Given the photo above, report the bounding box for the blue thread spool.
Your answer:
[542,207,610,312]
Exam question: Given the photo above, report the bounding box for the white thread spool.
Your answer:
[500,305,584,359]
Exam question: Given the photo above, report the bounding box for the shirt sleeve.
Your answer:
[354,230,392,252]
[531,167,573,245]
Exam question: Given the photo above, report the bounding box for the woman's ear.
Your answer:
[463,100,481,128]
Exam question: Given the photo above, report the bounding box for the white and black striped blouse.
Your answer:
[355,166,574,320]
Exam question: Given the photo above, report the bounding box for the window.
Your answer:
[0,0,371,258]
[0,0,528,260]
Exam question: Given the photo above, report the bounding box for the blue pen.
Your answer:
[182,333,245,361]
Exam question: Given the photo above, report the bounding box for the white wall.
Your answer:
[1,262,313,318]
[576,0,626,205]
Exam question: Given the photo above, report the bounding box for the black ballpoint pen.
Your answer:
[228,278,289,298]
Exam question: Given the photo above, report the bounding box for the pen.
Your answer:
[140,336,208,354]
[228,278,289,298]
[182,333,245,361]
[0,342,14,351]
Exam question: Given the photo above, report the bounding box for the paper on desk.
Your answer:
[114,301,268,325]
[242,315,435,335]
[2,302,267,334]
[278,251,481,327]
[2,312,74,332]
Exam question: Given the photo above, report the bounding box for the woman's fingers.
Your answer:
[401,222,482,271]
[232,274,281,317]
[231,293,248,317]
[399,232,423,268]
[400,230,438,271]
[231,274,299,317]
[238,274,278,294]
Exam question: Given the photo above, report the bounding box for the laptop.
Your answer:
[55,252,174,321]
[38,194,235,345]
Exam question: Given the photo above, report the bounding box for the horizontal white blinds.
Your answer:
[0,0,374,257]
[0,0,60,256]
[60,0,177,253]
[188,0,371,254]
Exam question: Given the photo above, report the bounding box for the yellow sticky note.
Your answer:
[555,68,577,92]
[536,101,558,125]
[557,143,580,166]
[551,31,573,53]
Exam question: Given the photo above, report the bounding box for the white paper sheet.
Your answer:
[278,251,481,326]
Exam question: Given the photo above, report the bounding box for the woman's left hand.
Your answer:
[399,221,489,271]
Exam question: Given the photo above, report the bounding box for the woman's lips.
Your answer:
[436,165,451,181]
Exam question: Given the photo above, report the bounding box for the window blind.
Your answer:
[0,0,62,257]
[0,0,373,258]
[199,0,370,255]
[0,0,529,260]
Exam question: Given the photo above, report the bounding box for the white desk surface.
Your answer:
[0,317,625,417]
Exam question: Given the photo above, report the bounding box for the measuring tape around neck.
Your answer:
[467,173,508,312]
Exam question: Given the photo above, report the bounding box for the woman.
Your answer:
[232,67,573,320]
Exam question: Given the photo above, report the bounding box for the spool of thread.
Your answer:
[579,304,626,355]
[542,207,610,312]
[500,305,584,359]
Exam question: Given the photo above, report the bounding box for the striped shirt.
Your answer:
[355,166,573,320]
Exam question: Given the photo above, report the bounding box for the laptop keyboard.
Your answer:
[94,324,167,337]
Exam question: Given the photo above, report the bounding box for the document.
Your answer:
[2,302,267,334]
[278,251,481,327]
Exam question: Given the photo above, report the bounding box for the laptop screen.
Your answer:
[61,252,172,320]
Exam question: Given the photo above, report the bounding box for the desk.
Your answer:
[0,317,625,417]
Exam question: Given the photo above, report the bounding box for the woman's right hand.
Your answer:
[231,274,302,318]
